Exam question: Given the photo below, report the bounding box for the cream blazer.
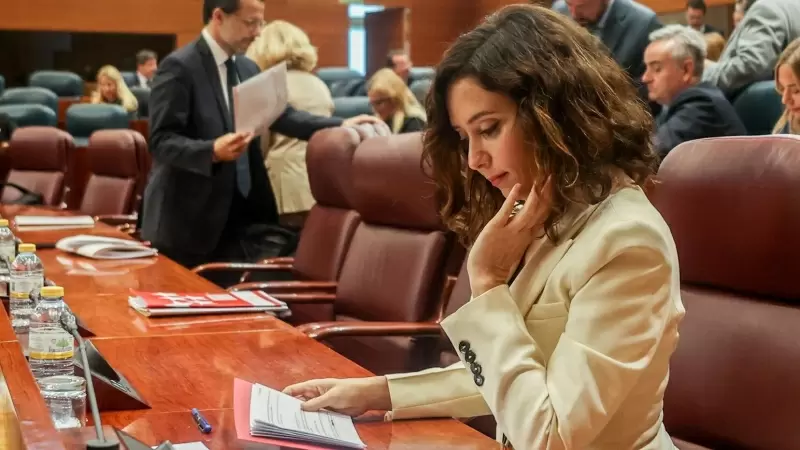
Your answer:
[261,70,335,215]
[385,186,685,450]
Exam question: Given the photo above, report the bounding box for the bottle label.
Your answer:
[28,330,74,360]
[0,243,15,269]
[10,277,44,297]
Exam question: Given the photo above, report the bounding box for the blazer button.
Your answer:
[474,374,485,387]
[458,341,470,353]
[465,350,476,363]
[470,362,482,375]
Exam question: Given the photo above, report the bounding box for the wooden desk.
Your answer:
[0,306,15,343]
[0,206,497,449]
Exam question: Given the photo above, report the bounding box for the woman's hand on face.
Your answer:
[282,376,392,417]
[467,179,553,296]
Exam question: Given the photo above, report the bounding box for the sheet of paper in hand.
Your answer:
[233,61,289,135]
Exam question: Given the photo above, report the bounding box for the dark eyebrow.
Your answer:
[467,111,493,124]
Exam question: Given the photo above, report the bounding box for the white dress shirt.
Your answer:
[136,72,150,89]
[201,27,235,109]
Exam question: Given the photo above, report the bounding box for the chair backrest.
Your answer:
[330,79,365,98]
[652,135,800,450]
[0,87,59,113]
[130,87,150,118]
[0,105,57,128]
[410,79,432,105]
[291,127,362,282]
[732,80,783,135]
[79,130,145,216]
[120,71,138,87]
[410,66,436,81]
[0,75,5,96]
[335,132,453,323]
[66,104,130,146]
[316,67,363,87]
[3,127,72,205]
[333,97,372,119]
[28,70,84,97]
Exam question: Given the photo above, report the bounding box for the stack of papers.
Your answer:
[56,235,157,260]
[233,61,289,135]
[128,290,289,317]
[234,379,366,450]
[15,215,95,231]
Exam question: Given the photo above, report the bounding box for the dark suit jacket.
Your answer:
[142,37,343,256]
[654,82,747,156]
[553,0,661,81]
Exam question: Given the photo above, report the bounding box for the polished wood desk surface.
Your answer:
[0,305,15,343]
[2,205,295,338]
[0,206,498,449]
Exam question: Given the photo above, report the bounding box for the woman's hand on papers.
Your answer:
[282,376,391,416]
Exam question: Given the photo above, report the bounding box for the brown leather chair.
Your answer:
[651,135,800,450]
[195,128,364,320]
[236,132,460,374]
[2,126,71,206]
[79,130,144,217]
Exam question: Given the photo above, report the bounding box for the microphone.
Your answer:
[60,311,120,450]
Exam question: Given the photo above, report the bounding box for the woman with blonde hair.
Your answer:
[245,20,334,229]
[91,65,138,114]
[367,68,426,134]
[774,38,800,134]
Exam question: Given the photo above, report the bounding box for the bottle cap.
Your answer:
[40,286,64,298]
[18,243,35,253]
[0,219,8,227]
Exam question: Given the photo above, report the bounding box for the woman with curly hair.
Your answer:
[283,5,685,449]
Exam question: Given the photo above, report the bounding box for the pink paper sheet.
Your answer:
[233,378,335,450]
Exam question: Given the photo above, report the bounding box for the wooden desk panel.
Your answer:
[86,408,497,450]
[91,330,371,413]
[0,342,67,450]
[0,305,16,343]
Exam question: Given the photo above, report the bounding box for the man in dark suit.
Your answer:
[642,25,747,156]
[552,0,661,85]
[143,0,381,269]
[686,0,722,36]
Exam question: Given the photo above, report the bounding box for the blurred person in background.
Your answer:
[135,49,158,88]
[91,65,139,114]
[704,32,726,61]
[367,68,426,134]
[643,25,745,156]
[773,38,800,134]
[246,20,334,230]
[686,0,721,35]
[387,49,414,86]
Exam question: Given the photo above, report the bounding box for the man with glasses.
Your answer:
[144,0,382,271]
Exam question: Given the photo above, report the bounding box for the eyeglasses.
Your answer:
[370,97,392,108]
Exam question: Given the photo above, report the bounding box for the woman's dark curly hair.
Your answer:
[422,4,658,246]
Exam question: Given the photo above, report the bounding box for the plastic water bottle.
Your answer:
[9,243,44,338]
[29,286,74,378]
[0,219,16,296]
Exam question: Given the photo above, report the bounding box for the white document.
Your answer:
[233,61,289,135]
[14,215,95,231]
[249,383,365,449]
[56,235,158,260]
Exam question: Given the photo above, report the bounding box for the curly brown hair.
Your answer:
[422,4,658,246]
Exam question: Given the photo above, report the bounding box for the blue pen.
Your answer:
[191,408,212,434]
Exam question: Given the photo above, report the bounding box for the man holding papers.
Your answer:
[143,0,382,269]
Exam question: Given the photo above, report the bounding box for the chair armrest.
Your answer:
[260,256,295,264]
[266,292,337,305]
[95,214,137,226]
[229,280,337,293]
[192,262,293,276]
[297,320,443,340]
